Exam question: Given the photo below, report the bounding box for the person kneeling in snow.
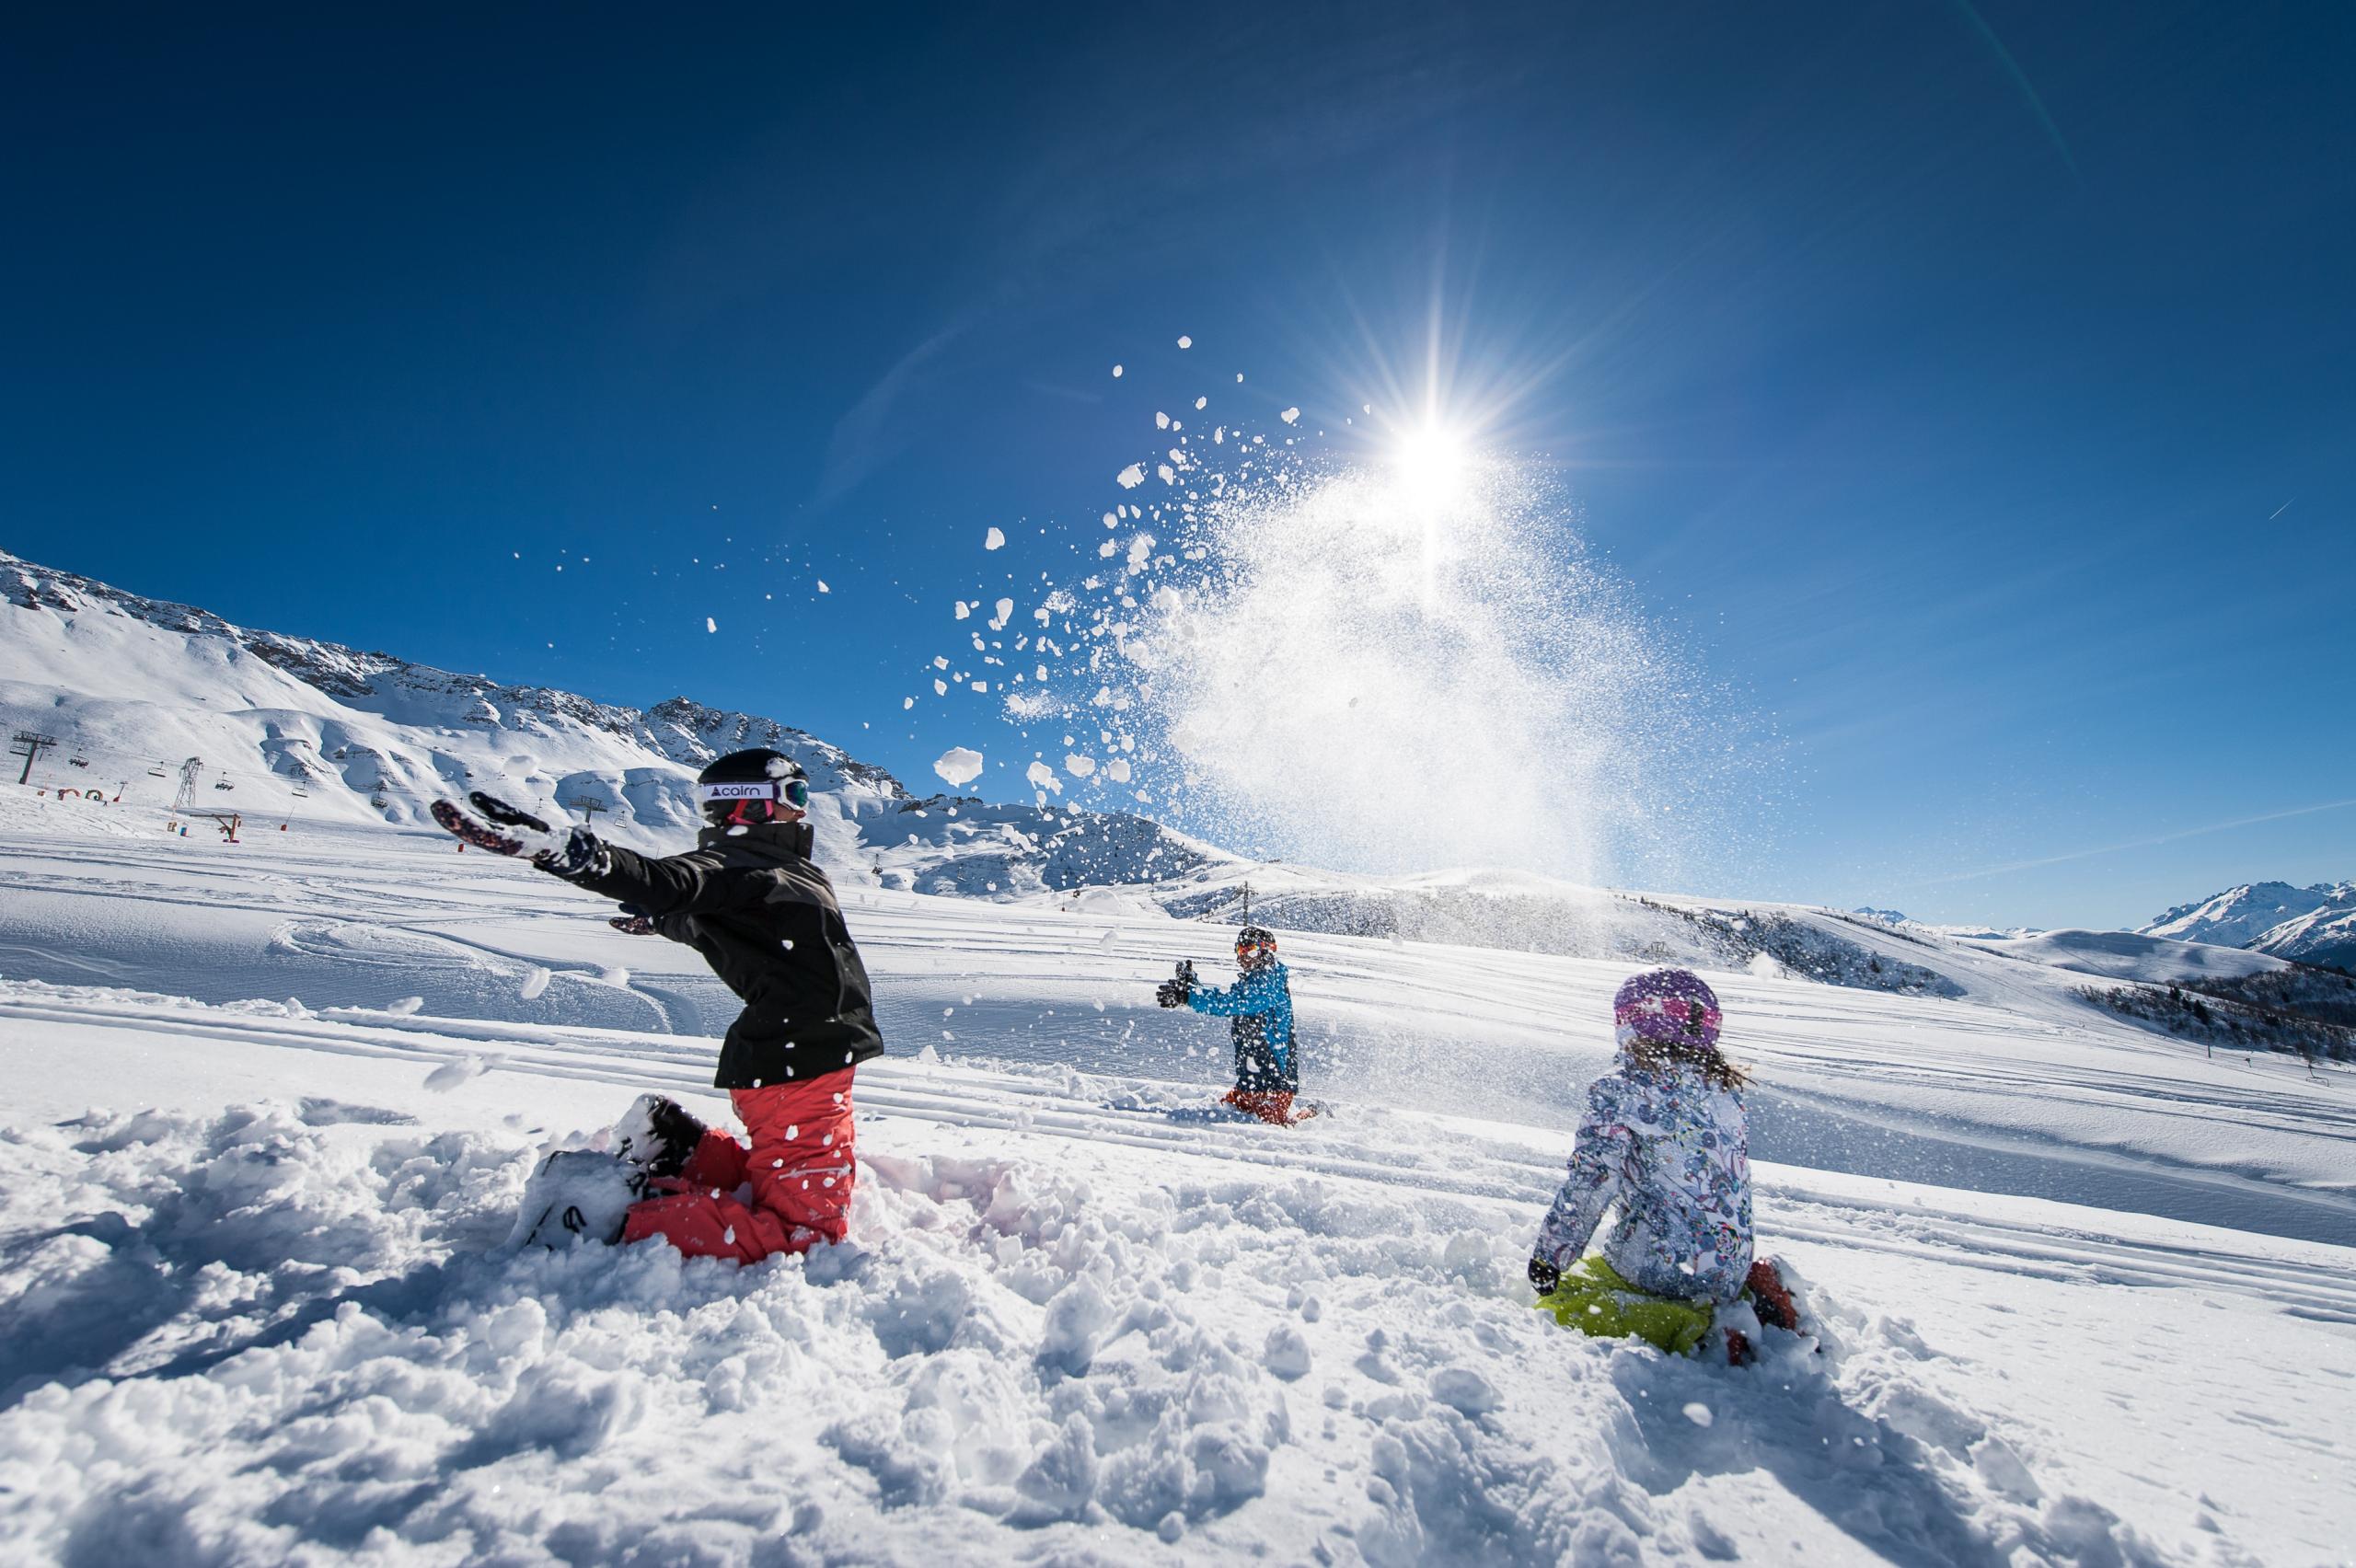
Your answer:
[1158,924,1306,1125]
[1528,968,1797,1363]
[434,747,884,1263]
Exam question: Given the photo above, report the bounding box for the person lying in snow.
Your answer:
[433,747,884,1263]
[1158,924,1307,1125]
[1528,967,1798,1363]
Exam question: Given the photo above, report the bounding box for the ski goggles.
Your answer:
[697,778,811,810]
[1234,936,1276,955]
[1613,991,1721,1041]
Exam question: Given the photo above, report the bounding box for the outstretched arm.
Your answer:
[1186,967,1283,1018]
[565,844,768,918]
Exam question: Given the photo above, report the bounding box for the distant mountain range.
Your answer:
[2138,882,2356,973]
[0,548,1225,897]
[16,546,2347,1018]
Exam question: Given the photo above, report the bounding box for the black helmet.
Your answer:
[1235,925,1276,963]
[696,748,810,827]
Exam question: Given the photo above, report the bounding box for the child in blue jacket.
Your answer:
[1159,924,1304,1124]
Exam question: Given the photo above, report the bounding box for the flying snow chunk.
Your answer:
[994,597,1014,626]
[1065,753,1096,777]
[1106,757,1132,783]
[519,966,551,1001]
[1112,363,1124,377]
[1176,335,1193,348]
[933,747,985,787]
[1156,410,1171,431]
[424,1054,487,1091]
[1279,407,1301,425]
[1025,759,1062,793]
[1116,463,1146,489]
[953,601,971,619]
[1195,397,1207,410]
[706,617,718,633]
[903,696,916,710]
[816,580,829,594]
[985,526,1006,551]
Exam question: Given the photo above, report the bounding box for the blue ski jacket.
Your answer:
[1188,960,1297,1093]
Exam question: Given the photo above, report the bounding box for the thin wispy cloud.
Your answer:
[1911,798,2356,888]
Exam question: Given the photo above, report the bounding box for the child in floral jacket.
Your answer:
[1529,968,1796,1359]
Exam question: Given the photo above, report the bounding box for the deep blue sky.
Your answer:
[6,4,2350,929]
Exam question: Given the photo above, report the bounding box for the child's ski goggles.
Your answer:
[697,778,812,810]
[1614,991,1721,1041]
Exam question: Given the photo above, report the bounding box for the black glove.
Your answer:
[536,825,607,880]
[468,791,553,833]
[432,792,569,859]
[610,915,657,936]
[1156,978,1191,1009]
[1529,1254,1560,1295]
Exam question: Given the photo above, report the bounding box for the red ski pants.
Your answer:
[1222,1088,1297,1126]
[620,1072,856,1263]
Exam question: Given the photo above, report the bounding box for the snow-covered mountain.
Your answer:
[16,547,2345,1023]
[2137,881,2356,972]
[2245,902,2356,974]
[0,549,1224,897]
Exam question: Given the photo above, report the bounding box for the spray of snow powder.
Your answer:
[1006,412,1767,897]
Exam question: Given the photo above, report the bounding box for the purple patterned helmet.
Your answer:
[1613,968,1722,1052]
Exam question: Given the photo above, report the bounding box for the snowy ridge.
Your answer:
[13,546,2296,1015]
[2248,901,2356,974]
[1969,928,2290,985]
[0,549,1222,898]
[2138,879,2356,972]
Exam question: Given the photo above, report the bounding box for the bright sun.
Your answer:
[1392,421,1470,507]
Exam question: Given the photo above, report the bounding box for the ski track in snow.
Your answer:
[1,820,2353,1564]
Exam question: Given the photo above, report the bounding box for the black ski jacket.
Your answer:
[551,819,884,1090]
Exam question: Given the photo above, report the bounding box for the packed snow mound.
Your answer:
[2139,880,2356,952]
[1976,928,2290,985]
[0,549,1221,896]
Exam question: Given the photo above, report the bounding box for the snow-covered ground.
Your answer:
[3,808,2353,1564]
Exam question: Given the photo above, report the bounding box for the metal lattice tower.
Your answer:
[170,757,203,813]
[9,731,56,786]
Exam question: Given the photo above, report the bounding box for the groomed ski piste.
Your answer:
[2,801,2352,1566]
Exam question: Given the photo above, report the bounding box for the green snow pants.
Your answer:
[1534,1255,1716,1356]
